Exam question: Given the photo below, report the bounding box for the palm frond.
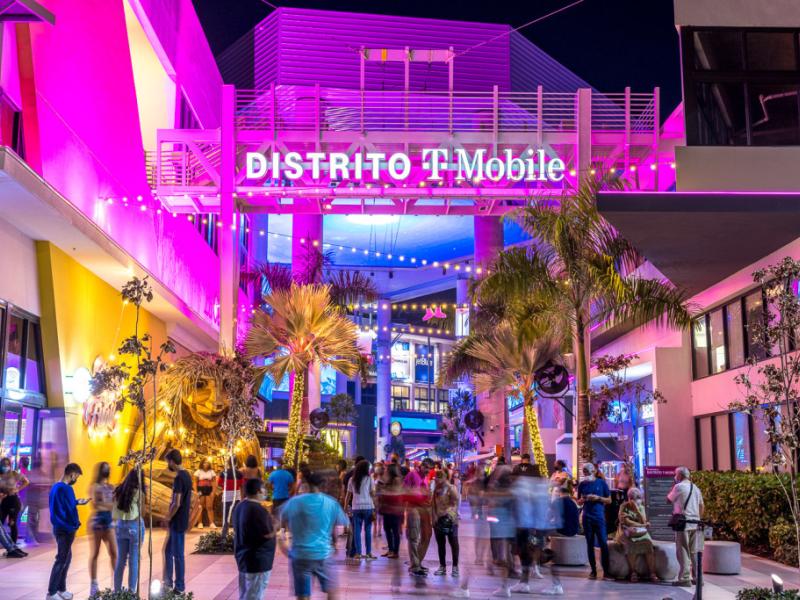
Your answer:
[324,269,379,307]
[241,261,294,293]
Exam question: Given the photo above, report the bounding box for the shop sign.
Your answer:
[65,359,120,437]
[391,342,410,381]
[246,148,565,184]
[390,421,403,437]
[414,344,434,383]
[644,466,678,541]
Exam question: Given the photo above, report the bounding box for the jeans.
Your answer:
[164,529,186,592]
[0,517,16,551]
[291,557,336,596]
[352,509,373,556]
[48,529,75,595]
[382,513,401,554]
[115,518,144,591]
[434,524,459,567]
[0,494,21,542]
[238,570,271,600]
[583,517,610,575]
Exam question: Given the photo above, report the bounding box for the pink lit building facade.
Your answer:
[595,0,800,474]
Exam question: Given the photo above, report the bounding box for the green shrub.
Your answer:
[693,471,792,549]
[736,588,800,600]
[769,518,799,567]
[90,589,194,600]
[194,529,234,554]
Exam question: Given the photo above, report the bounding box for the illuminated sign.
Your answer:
[392,416,438,432]
[65,359,120,437]
[390,421,403,436]
[391,342,411,381]
[246,148,565,184]
[640,402,655,421]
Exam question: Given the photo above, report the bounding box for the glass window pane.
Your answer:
[732,412,751,470]
[699,417,714,470]
[2,409,19,465]
[745,291,768,361]
[715,415,732,471]
[709,308,727,373]
[693,30,744,70]
[693,82,747,145]
[746,32,797,71]
[726,301,745,368]
[24,322,42,392]
[749,83,800,146]
[5,315,23,391]
[693,318,710,378]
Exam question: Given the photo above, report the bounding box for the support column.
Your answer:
[376,299,392,460]
[473,216,507,458]
[219,85,236,355]
[456,275,469,339]
[576,88,592,180]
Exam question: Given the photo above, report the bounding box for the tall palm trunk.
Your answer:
[284,371,305,469]
[524,393,549,477]
[575,318,592,464]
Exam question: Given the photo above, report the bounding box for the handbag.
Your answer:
[435,514,455,535]
[668,483,694,532]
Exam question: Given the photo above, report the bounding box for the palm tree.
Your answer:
[474,173,696,463]
[246,283,362,467]
[440,320,562,476]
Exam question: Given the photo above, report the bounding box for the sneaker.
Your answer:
[451,567,459,577]
[491,587,511,598]
[541,584,564,595]
[450,589,471,598]
[510,582,531,593]
[435,566,447,575]
[381,551,391,557]
[533,566,544,579]
[58,593,74,600]
[46,595,61,600]
[6,548,26,558]
[197,524,204,530]
[89,581,99,596]
[365,554,378,561]
[588,571,597,580]
[410,568,427,577]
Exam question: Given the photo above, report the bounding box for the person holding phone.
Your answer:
[576,463,612,581]
[47,463,88,600]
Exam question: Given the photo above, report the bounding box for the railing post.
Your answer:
[360,46,365,134]
[448,46,454,135]
[536,85,543,148]
[492,85,499,156]
[270,82,276,142]
[624,86,631,174]
[653,86,661,190]
[314,82,321,151]
[155,134,162,189]
[404,46,410,132]
[219,84,237,355]
[576,88,592,182]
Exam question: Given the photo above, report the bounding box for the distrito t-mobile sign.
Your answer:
[245,148,565,184]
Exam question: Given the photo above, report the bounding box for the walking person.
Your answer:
[280,470,349,600]
[487,468,516,598]
[405,457,434,577]
[345,460,376,561]
[667,466,704,587]
[47,463,87,600]
[0,456,29,545]
[233,478,276,600]
[432,469,460,577]
[377,463,403,559]
[193,460,217,529]
[219,461,244,534]
[89,462,118,596]
[164,449,193,593]
[267,458,294,517]
[113,469,145,592]
[577,463,612,580]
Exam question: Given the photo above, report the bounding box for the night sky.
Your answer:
[192,0,682,116]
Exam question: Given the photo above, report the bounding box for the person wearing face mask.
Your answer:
[616,487,658,583]
[47,463,88,600]
[0,456,29,546]
[88,462,118,596]
[576,462,611,581]
[233,478,276,600]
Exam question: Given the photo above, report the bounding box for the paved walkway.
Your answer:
[3,510,796,599]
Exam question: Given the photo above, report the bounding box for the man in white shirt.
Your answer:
[666,466,705,587]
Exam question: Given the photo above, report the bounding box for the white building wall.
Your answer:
[0,216,39,315]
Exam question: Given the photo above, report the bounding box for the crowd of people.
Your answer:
[0,446,707,600]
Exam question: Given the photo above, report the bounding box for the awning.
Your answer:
[597,191,800,296]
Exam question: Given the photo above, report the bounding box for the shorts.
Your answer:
[92,511,113,531]
[271,497,287,516]
[290,557,336,597]
[198,485,213,497]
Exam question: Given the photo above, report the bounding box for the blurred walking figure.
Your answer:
[89,462,118,596]
[405,457,434,577]
[112,469,145,592]
[577,463,612,580]
[47,463,87,600]
[267,458,294,517]
[377,463,403,559]
[280,470,349,600]
[345,460,376,560]
[487,467,516,598]
[233,478,275,600]
[432,469,460,577]
[219,461,244,533]
[194,460,217,529]
[0,456,29,545]
[372,461,384,540]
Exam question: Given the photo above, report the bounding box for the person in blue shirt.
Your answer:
[280,470,348,600]
[576,463,612,580]
[268,460,295,516]
[47,463,88,600]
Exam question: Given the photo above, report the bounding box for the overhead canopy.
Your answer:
[0,0,54,23]
[597,191,800,296]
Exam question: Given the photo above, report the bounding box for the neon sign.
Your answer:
[246,148,565,184]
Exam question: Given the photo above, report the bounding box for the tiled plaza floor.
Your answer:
[2,508,796,599]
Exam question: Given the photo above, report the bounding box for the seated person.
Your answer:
[616,488,658,583]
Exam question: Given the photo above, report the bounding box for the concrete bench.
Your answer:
[702,540,741,575]
[607,540,679,581]
[551,535,588,566]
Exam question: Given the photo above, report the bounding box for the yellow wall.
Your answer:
[37,242,168,533]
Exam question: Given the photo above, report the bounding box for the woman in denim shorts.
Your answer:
[89,462,117,596]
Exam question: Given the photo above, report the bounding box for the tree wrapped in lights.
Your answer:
[246,284,362,468]
[435,390,477,471]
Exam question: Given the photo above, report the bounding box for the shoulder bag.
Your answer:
[667,483,694,532]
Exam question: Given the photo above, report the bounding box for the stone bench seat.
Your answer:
[702,540,741,575]
[606,540,679,581]
[551,535,588,566]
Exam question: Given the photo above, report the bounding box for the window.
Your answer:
[696,412,755,472]
[0,304,45,402]
[709,308,727,373]
[692,317,710,379]
[414,387,433,413]
[726,301,745,369]
[391,385,410,411]
[683,28,800,146]
[5,315,24,391]
[24,323,42,392]
[744,290,768,361]
[732,412,752,470]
